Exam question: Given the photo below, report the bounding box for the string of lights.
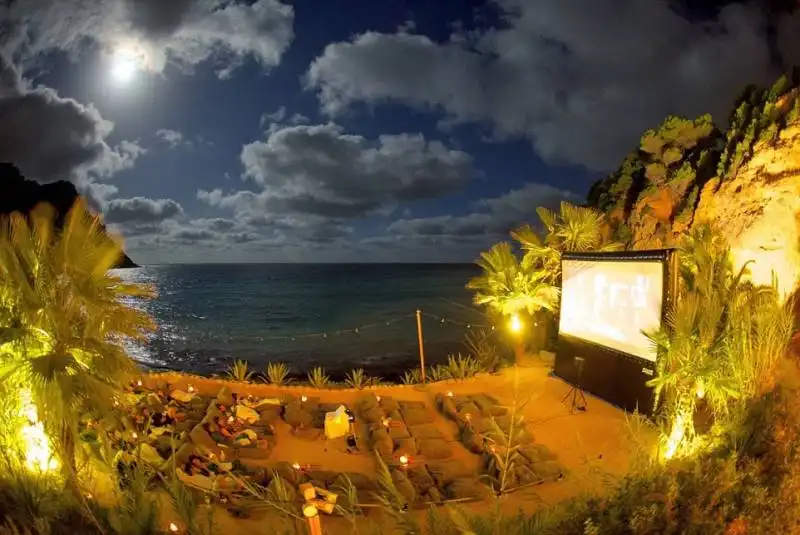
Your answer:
[206,310,497,342]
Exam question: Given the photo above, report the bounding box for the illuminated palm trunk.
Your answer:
[20,390,58,472]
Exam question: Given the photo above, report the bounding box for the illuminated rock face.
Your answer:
[694,125,800,298]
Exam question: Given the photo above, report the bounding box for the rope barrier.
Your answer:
[182,310,498,343]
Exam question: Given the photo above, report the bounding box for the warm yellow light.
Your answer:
[663,412,686,460]
[695,380,705,399]
[509,314,523,334]
[131,432,138,440]
[399,455,409,465]
[382,418,390,428]
[188,385,195,393]
[227,415,234,424]
[447,391,453,397]
[376,395,381,402]
[137,380,143,387]
[292,462,301,470]
[169,522,179,533]
[301,395,308,402]
[303,504,319,518]
[20,391,58,472]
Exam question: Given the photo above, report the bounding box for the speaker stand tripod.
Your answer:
[561,357,588,413]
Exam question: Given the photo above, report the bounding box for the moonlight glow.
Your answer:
[109,46,142,84]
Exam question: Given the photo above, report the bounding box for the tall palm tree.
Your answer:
[511,201,623,286]
[643,224,792,459]
[0,201,155,478]
[467,242,559,364]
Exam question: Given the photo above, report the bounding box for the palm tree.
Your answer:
[643,224,792,460]
[467,242,559,364]
[511,201,623,286]
[0,201,156,479]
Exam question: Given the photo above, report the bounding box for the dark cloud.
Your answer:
[207,123,475,220]
[307,0,799,171]
[105,196,185,224]
[0,54,144,184]
[1,0,295,78]
[386,182,579,238]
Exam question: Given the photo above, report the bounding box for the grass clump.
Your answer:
[265,362,291,385]
[402,369,422,385]
[307,366,330,389]
[345,368,379,389]
[226,359,254,382]
[446,353,479,380]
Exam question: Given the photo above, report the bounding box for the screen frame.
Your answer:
[554,248,678,415]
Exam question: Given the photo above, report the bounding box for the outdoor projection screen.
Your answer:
[554,249,677,414]
[559,259,663,361]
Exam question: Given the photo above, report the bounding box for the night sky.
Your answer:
[1,0,798,263]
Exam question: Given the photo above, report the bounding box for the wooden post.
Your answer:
[416,309,427,382]
[303,504,323,535]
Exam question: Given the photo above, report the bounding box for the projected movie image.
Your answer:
[559,259,664,361]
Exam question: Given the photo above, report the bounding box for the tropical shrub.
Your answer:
[265,362,290,385]
[307,367,330,389]
[644,224,794,459]
[0,201,155,478]
[401,369,421,385]
[445,354,479,380]
[345,368,372,389]
[226,359,254,382]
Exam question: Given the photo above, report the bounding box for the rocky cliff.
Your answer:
[0,162,137,268]
[588,70,800,297]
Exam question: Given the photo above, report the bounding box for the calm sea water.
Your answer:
[115,264,486,377]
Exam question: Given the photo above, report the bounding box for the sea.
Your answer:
[115,263,488,379]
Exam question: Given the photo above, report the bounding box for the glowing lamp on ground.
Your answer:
[382,417,390,428]
[131,432,138,440]
[136,380,143,387]
[188,385,195,393]
[292,462,301,470]
[168,522,179,533]
[21,392,58,472]
[301,395,308,403]
[376,395,381,402]
[447,391,453,397]
[508,314,523,334]
[399,455,409,466]
[695,380,705,399]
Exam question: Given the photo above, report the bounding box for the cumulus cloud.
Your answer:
[307,0,799,171]
[104,196,185,224]
[200,122,475,221]
[1,0,295,78]
[0,54,145,184]
[156,128,189,148]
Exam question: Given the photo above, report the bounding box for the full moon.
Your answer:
[109,47,140,84]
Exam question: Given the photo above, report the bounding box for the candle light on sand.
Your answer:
[382,417,390,428]
[301,395,308,403]
[188,385,195,393]
[376,395,381,402]
[399,455,409,466]
[447,391,453,397]
[292,462,301,470]
[168,522,179,533]
[137,380,143,387]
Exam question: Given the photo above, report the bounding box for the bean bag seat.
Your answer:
[283,404,313,428]
[400,407,434,426]
[393,437,417,457]
[378,396,399,414]
[426,461,473,488]
[519,444,558,464]
[408,425,443,440]
[390,469,417,504]
[445,478,491,500]
[417,439,452,460]
[531,461,563,482]
[370,428,393,457]
[388,422,411,440]
[406,466,435,495]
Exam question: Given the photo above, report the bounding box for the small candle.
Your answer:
[169,522,179,533]
[376,395,381,402]
[301,395,308,402]
[292,462,301,470]
[137,380,143,387]
[188,385,195,393]
[382,418,390,428]
[447,391,453,397]
[399,455,409,466]
[131,432,138,439]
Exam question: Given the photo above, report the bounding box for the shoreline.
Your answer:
[137,338,508,382]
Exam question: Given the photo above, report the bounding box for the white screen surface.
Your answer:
[559,259,664,361]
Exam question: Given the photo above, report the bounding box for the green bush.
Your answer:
[446,354,479,380]
[401,369,421,385]
[307,367,330,389]
[226,359,254,382]
[265,362,290,385]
